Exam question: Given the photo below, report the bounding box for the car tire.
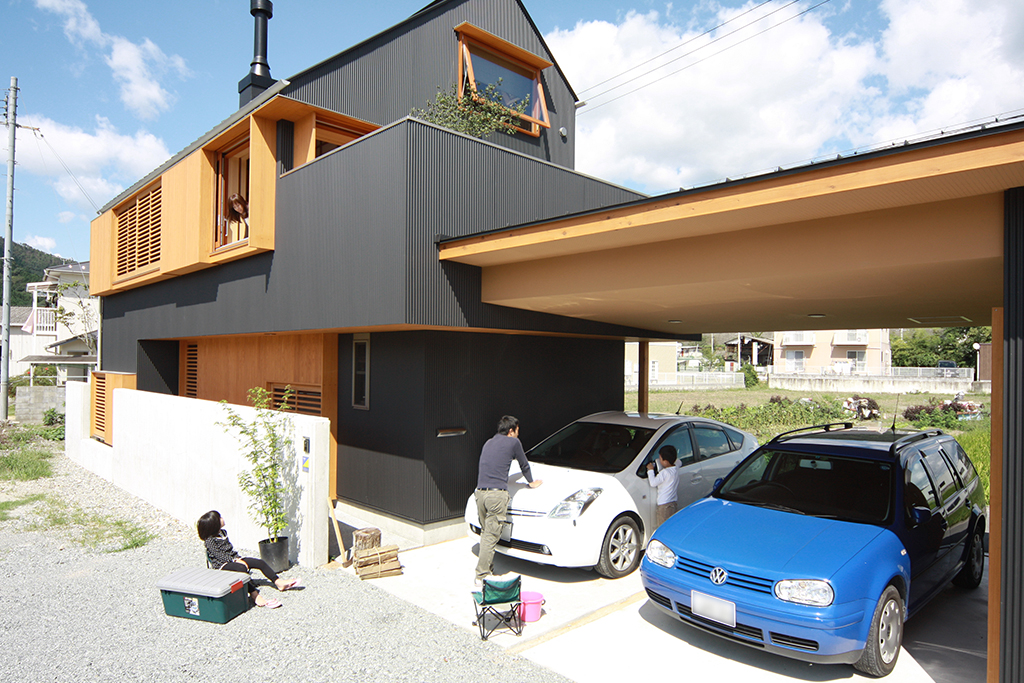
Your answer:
[953,524,985,589]
[854,585,903,678]
[594,515,641,579]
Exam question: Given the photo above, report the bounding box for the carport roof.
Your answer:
[439,119,1024,335]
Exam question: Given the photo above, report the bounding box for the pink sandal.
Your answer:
[257,598,283,609]
[279,578,302,591]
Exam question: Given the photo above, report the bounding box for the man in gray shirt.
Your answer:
[475,415,542,584]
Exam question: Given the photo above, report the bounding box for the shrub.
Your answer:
[742,363,760,388]
[690,396,846,442]
[903,399,963,430]
[43,408,65,426]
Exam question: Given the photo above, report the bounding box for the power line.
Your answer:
[580,0,833,115]
[30,128,99,213]
[578,0,776,95]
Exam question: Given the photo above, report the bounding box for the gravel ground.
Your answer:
[0,447,572,683]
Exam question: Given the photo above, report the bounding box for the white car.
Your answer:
[465,411,758,578]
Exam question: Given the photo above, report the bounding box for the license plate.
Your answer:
[500,522,512,542]
[691,591,736,628]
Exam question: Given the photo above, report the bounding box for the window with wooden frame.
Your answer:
[314,119,363,158]
[214,136,251,250]
[270,383,323,416]
[455,22,552,137]
[115,182,162,279]
[353,334,369,410]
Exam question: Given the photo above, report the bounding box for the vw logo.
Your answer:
[709,567,728,585]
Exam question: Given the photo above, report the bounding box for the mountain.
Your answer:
[0,239,69,307]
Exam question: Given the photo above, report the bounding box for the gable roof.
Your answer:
[286,0,578,102]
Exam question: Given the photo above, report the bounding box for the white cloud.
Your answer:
[35,0,189,119]
[15,114,170,210]
[547,0,1024,193]
[25,235,58,253]
[57,211,78,223]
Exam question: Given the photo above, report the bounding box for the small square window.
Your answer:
[456,22,551,137]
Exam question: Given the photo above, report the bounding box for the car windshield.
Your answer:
[528,421,657,473]
[717,449,894,524]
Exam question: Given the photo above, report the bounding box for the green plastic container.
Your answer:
[157,567,250,624]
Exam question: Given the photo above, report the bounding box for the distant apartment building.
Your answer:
[773,329,891,375]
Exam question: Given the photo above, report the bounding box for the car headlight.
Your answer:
[548,488,602,519]
[774,579,834,606]
[645,539,676,569]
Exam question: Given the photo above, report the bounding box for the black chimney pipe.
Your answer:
[238,0,274,107]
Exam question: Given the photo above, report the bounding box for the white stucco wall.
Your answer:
[65,381,329,568]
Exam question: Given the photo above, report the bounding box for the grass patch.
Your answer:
[956,421,991,504]
[0,448,55,480]
[29,496,156,552]
[0,493,45,521]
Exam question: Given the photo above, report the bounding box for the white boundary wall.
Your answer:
[64,381,330,568]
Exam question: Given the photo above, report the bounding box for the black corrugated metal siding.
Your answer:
[102,120,655,374]
[336,330,623,524]
[282,0,575,167]
[404,119,643,329]
[1003,186,1024,683]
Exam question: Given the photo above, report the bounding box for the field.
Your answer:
[624,385,992,503]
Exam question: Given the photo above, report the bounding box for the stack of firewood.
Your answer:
[352,527,403,579]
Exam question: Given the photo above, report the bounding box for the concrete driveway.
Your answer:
[350,534,986,683]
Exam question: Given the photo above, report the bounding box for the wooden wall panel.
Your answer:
[191,334,324,406]
[89,211,114,295]
[249,114,277,251]
[294,112,317,167]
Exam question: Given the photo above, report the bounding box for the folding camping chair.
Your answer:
[471,575,523,640]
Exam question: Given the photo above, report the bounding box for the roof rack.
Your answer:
[888,429,945,456]
[768,422,854,444]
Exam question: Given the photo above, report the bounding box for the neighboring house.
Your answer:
[773,329,891,375]
[88,0,689,529]
[723,334,773,366]
[625,341,679,384]
[12,261,97,382]
[7,307,37,376]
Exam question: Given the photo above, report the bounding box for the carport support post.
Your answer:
[638,341,649,413]
[999,186,1024,683]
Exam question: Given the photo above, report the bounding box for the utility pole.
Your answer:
[2,77,18,421]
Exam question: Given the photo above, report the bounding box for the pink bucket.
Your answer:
[519,591,545,622]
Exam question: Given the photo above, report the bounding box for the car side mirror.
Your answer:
[908,505,931,526]
[712,477,724,492]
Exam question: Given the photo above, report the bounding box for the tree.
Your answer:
[890,327,991,368]
[412,80,528,139]
[53,281,98,354]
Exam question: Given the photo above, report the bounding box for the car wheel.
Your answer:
[854,585,903,678]
[953,524,985,589]
[595,515,641,579]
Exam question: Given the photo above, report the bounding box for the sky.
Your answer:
[2,0,1024,262]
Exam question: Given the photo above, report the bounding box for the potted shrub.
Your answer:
[220,386,295,572]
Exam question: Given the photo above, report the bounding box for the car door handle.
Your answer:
[691,474,703,484]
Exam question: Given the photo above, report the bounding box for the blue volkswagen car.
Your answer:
[640,424,986,677]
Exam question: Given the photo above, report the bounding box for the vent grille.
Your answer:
[770,632,819,652]
[184,344,198,398]
[116,184,162,277]
[676,555,774,594]
[270,384,322,416]
[676,604,765,643]
[93,373,107,438]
